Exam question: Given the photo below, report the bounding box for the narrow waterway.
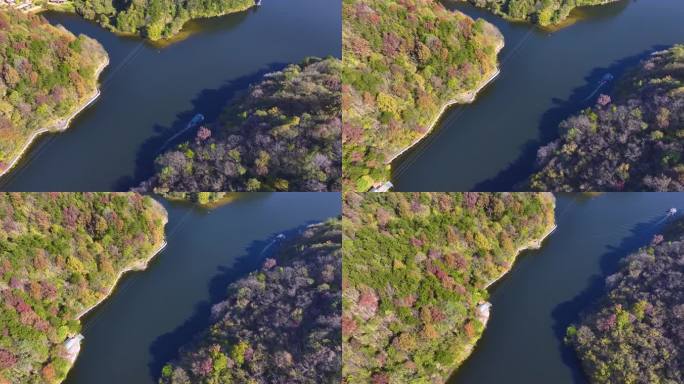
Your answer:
[0,0,340,191]
[448,193,684,383]
[393,0,684,191]
[63,192,340,384]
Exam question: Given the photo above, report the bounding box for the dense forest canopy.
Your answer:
[342,0,503,191]
[0,193,167,384]
[160,220,341,384]
[342,192,555,382]
[530,45,684,191]
[158,192,228,205]
[0,10,108,174]
[146,57,341,192]
[456,0,619,26]
[70,0,254,40]
[566,217,684,383]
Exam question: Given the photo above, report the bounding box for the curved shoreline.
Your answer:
[452,202,557,381]
[63,239,168,365]
[63,199,168,371]
[0,56,109,180]
[484,222,557,290]
[384,39,505,166]
[75,239,168,320]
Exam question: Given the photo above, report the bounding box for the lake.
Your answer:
[448,192,684,383]
[63,192,341,384]
[392,0,684,191]
[0,0,340,191]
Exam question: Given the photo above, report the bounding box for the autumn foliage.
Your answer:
[0,193,166,383]
[147,58,341,192]
[342,192,556,382]
[160,220,341,384]
[567,221,684,383]
[342,0,503,190]
[0,11,108,172]
[530,45,684,191]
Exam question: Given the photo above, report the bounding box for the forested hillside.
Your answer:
[342,192,555,382]
[458,0,618,26]
[0,193,167,384]
[159,220,341,384]
[70,0,254,40]
[530,45,684,192]
[342,0,503,191]
[158,192,228,205]
[566,218,684,383]
[146,58,341,192]
[0,10,108,175]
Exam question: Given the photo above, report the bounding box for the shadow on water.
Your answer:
[472,46,666,191]
[551,217,663,383]
[113,63,287,190]
[146,222,315,379]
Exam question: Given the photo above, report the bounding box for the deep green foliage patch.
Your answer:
[71,0,254,40]
[460,0,619,26]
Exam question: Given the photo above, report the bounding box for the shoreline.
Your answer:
[451,206,558,382]
[63,239,167,364]
[0,55,109,179]
[445,221,557,382]
[384,39,505,166]
[39,4,255,48]
[63,200,168,369]
[75,239,168,320]
[484,222,558,290]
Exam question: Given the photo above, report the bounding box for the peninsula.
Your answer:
[0,10,108,178]
[144,57,341,193]
[159,220,341,384]
[530,45,684,192]
[47,0,255,41]
[342,0,504,191]
[456,0,621,27]
[566,216,684,383]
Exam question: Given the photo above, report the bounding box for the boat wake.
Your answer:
[654,208,678,225]
[582,73,614,102]
[260,233,286,255]
[156,113,205,155]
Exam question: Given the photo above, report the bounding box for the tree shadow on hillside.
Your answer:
[112,63,288,191]
[471,46,668,192]
[550,217,663,383]
[146,222,316,379]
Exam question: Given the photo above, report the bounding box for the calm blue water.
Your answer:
[64,192,340,384]
[394,0,684,191]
